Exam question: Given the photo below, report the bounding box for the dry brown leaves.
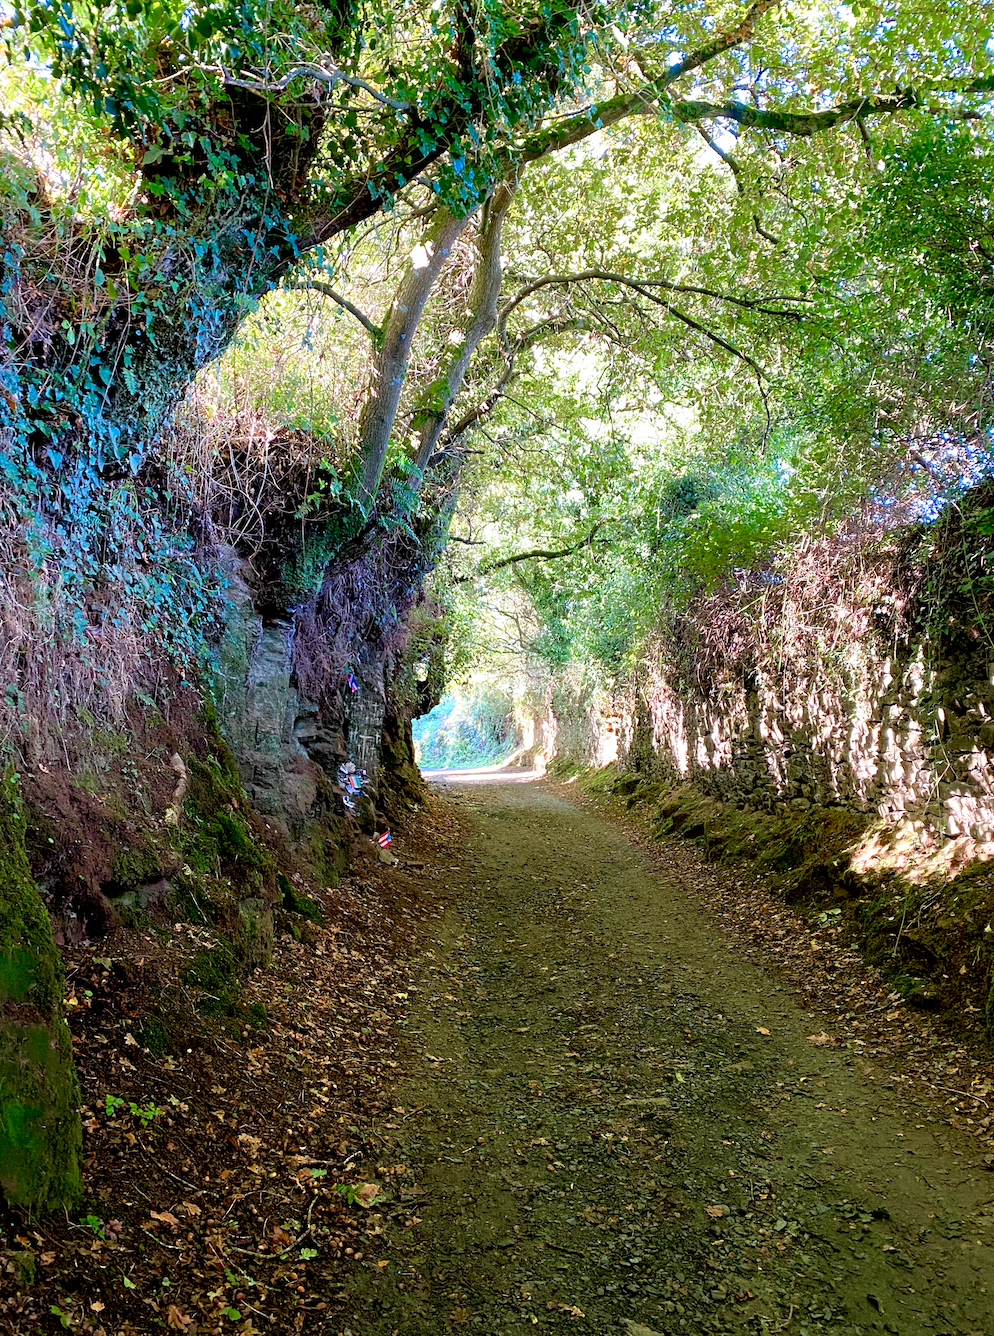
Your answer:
[0,794,469,1336]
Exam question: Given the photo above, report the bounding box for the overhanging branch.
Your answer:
[290,280,383,341]
[500,269,807,330]
[454,523,609,582]
[220,63,412,110]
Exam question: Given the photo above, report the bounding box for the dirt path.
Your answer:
[339,777,994,1336]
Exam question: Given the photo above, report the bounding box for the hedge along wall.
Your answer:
[544,497,994,883]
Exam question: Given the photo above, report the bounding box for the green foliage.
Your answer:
[439,95,994,683]
[413,687,517,769]
[895,481,994,651]
[104,1094,164,1127]
[869,122,994,327]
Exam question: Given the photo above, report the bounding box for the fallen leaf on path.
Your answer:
[756,1027,770,1036]
[355,1182,382,1207]
[807,1032,836,1047]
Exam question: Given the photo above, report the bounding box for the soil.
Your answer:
[6,771,994,1335]
[339,774,994,1336]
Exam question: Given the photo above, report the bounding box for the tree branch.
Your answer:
[666,0,784,83]
[436,315,592,455]
[693,121,742,189]
[672,89,979,137]
[499,269,807,336]
[498,272,775,445]
[220,62,412,110]
[519,0,784,160]
[355,208,475,507]
[290,280,383,341]
[410,172,520,473]
[456,523,608,581]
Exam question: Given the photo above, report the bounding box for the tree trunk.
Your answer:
[355,209,475,507]
[411,172,519,471]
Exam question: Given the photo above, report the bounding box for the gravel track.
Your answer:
[339,776,994,1336]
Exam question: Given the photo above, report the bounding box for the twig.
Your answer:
[218,63,412,111]
[934,1083,989,1108]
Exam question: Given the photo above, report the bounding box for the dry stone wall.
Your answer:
[543,604,994,876]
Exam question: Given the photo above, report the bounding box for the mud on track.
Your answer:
[339,776,994,1336]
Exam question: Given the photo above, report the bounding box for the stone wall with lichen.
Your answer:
[542,516,994,880]
[613,642,994,879]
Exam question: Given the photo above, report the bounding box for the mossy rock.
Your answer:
[205,811,269,871]
[181,940,241,1015]
[4,1248,36,1284]
[182,798,273,910]
[278,874,321,923]
[235,897,273,970]
[110,841,168,891]
[186,750,241,815]
[0,772,82,1215]
[136,1016,171,1056]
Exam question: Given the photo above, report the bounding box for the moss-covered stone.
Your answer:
[136,1017,171,1055]
[110,842,168,891]
[378,711,427,822]
[181,939,241,1015]
[5,1248,36,1283]
[235,897,273,969]
[0,772,82,1215]
[278,874,322,922]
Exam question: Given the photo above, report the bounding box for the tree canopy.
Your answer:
[1,0,993,719]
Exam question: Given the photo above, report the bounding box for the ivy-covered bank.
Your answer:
[0,776,81,1216]
[0,552,430,1218]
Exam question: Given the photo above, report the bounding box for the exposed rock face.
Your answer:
[540,622,994,877]
[212,549,388,831]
